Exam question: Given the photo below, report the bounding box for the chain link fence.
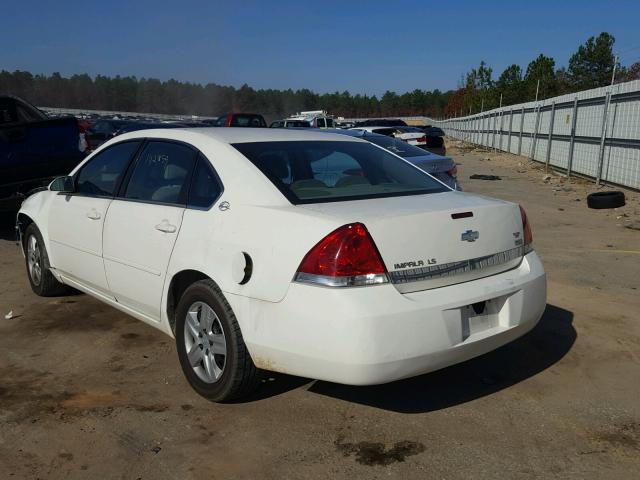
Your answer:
[429,80,640,190]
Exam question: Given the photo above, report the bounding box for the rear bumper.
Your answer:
[234,252,546,385]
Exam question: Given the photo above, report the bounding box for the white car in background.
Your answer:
[17,128,546,402]
[351,125,427,147]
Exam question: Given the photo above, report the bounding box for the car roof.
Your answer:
[115,127,367,145]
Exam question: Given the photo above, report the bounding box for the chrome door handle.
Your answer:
[155,221,177,234]
[86,209,101,220]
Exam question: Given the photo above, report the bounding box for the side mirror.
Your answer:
[50,176,75,193]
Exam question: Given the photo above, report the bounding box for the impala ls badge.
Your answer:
[461,230,479,242]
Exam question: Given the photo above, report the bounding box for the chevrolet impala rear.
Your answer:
[233,137,546,385]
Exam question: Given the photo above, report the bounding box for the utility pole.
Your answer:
[534,79,540,102]
[611,55,619,85]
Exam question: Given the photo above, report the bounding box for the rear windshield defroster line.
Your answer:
[232,141,449,205]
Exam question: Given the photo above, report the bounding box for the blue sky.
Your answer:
[2,0,639,96]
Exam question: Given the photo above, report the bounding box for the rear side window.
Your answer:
[326,118,335,128]
[316,118,326,128]
[75,141,141,196]
[188,155,223,208]
[124,141,196,205]
[233,141,448,204]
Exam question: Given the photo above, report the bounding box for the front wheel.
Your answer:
[24,224,68,297]
[175,279,260,402]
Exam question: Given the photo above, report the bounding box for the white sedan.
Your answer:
[17,128,546,402]
[350,126,427,147]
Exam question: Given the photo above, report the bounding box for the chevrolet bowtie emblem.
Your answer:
[461,230,479,242]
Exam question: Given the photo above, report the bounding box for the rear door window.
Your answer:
[316,118,326,128]
[123,141,196,205]
[75,140,141,196]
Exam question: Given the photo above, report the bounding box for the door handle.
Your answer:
[155,221,177,234]
[86,209,101,220]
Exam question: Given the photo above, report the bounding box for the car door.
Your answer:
[102,140,197,320]
[48,140,142,296]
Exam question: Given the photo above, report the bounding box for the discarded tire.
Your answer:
[586,191,625,209]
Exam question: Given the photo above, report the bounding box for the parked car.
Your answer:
[322,129,459,190]
[270,119,311,128]
[84,119,132,150]
[351,125,427,148]
[285,110,335,128]
[414,124,446,155]
[354,118,407,127]
[214,113,267,127]
[0,96,87,211]
[17,128,546,402]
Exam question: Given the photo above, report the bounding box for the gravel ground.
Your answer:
[0,141,639,479]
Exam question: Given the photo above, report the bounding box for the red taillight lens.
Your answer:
[447,165,458,177]
[417,135,426,143]
[519,205,533,250]
[225,113,233,127]
[295,223,388,287]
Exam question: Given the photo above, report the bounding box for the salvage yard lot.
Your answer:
[1,141,639,479]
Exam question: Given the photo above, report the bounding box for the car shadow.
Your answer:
[244,304,575,412]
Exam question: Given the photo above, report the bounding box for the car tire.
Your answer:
[587,191,625,209]
[24,224,68,297]
[175,279,261,402]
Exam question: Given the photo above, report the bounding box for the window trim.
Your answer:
[69,139,144,199]
[115,138,199,208]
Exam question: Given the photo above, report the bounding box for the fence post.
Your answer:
[498,109,505,151]
[517,106,525,155]
[596,92,611,186]
[567,97,579,178]
[507,109,514,152]
[545,101,556,171]
[529,104,542,160]
[491,113,497,150]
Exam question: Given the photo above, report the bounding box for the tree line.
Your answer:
[443,32,640,118]
[2,31,638,120]
[0,70,452,120]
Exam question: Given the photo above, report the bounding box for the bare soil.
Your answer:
[0,141,638,479]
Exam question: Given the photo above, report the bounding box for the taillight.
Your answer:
[519,205,533,252]
[225,113,233,127]
[295,223,388,287]
[447,165,458,177]
[417,135,426,143]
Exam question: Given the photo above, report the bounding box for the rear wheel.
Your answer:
[175,279,260,402]
[24,224,67,297]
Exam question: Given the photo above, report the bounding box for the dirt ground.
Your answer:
[1,142,639,479]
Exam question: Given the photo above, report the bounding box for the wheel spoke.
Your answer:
[187,343,202,367]
[201,305,215,331]
[210,332,226,356]
[186,312,200,339]
[203,352,220,380]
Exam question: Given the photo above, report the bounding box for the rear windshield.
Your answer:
[231,114,266,127]
[233,141,448,204]
[364,135,428,158]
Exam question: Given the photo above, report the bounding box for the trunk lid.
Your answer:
[299,191,525,293]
